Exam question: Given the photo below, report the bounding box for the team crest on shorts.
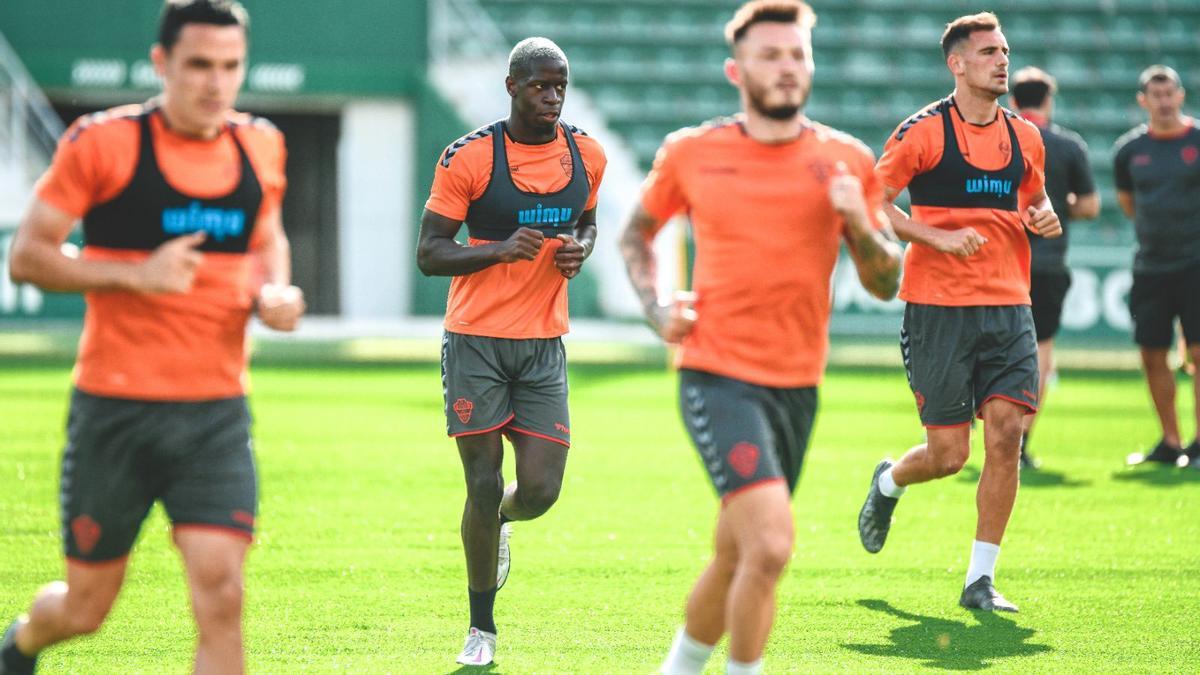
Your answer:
[914,391,926,412]
[728,442,760,479]
[72,514,102,555]
[453,398,475,424]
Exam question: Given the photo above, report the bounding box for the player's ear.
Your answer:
[946,52,963,77]
[151,44,167,77]
[723,57,741,88]
[504,75,518,98]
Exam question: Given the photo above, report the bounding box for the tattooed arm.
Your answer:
[618,204,695,344]
[829,164,902,301]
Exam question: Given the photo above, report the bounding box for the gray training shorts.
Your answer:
[900,303,1039,427]
[441,331,571,447]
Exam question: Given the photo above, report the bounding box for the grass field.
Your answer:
[1,361,1198,673]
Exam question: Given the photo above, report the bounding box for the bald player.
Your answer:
[620,2,901,672]
[416,37,606,666]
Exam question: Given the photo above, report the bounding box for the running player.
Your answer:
[1,2,303,673]
[856,12,1061,613]
[620,3,901,672]
[1113,65,1200,469]
[1008,66,1100,469]
[415,37,606,666]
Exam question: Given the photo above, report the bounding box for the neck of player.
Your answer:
[1150,113,1189,136]
[506,115,558,145]
[159,98,223,140]
[742,111,807,144]
[953,87,1000,125]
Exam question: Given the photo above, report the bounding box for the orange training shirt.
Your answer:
[876,99,1046,306]
[640,116,886,388]
[35,105,287,401]
[425,124,606,339]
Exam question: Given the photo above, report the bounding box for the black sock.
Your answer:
[1,619,37,675]
[468,587,498,635]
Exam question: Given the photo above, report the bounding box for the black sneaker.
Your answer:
[0,619,37,675]
[1185,441,1200,470]
[1019,446,1040,470]
[858,460,899,554]
[1128,439,1182,466]
[959,575,1018,613]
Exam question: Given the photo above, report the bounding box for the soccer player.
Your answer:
[1113,65,1200,469]
[619,3,901,672]
[856,12,1061,613]
[1008,66,1100,469]
[0,2,304,673]
[415,38,606,666]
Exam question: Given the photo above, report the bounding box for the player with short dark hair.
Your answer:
[0,1,304,672]
[416,36,607,666]
[621,2,901,672]
[1008,66,1100,468]
[858,12,1061,613]
[1113,64,1200,468]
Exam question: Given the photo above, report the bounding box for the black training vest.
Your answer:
[463,120,590,242]
[908,98,1024,212]
[82,108,263,254]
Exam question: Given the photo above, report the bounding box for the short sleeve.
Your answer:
[1019,128,1046,202]
[579,136,607,210]
[1068,136,1096,196]
[875,121,933,194]
[639,135,687,222]
[1113,141,1133,192]
[425,142,486,221]
[35,118,104,218]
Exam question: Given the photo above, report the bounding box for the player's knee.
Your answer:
[56,582,113,637]
[743,530,794,579]
[465,470,504,507]
[192,567,244,627]
[519,479,562,516]
[937,450,969,477]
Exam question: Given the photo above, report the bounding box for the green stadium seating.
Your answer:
[477,0,1198,245]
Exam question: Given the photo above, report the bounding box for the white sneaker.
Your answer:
[497,522,512,589]
[455,627,497,666]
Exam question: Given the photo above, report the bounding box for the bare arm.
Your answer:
[415,208,544,277]
[617,204,693,343]
[829,165,901,300]
[9,197,203,293]
[1116,190,1135,220]
[883,186,988,257]
[1068,192,1101,220]
[251,208,305,331]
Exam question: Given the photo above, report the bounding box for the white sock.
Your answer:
[727,657,763,675]
[660,628,714,675]
[879,466,906,498]
[965,540,1001,586]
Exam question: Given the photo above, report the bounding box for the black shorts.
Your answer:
[1129,264,1200,349]
[678,368,817,501]
[61,389,257,563]
[901,304,1039,427]
[1029,269,1072,341]
[441,331,571,447]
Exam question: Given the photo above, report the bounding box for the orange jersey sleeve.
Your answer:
[875,103,944,193]
[36,106,144,217]
[639,131,688,226]
[1013,119,1047,209]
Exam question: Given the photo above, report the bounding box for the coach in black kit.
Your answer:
[1113,65,1200,469]
[1008,66,1099,469]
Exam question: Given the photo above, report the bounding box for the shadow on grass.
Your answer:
[446,665,499,674]
[1111,465,1200,487]
[843,599,1051,670]
[954,465,1090,488]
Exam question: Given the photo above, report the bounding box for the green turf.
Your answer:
[1,363,1198,672]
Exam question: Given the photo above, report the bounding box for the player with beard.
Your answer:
[619,2,901,672]
[857,13,1061,612]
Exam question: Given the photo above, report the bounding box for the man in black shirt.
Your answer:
[1008,67,1099,469]
[1113,65,1200,468]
